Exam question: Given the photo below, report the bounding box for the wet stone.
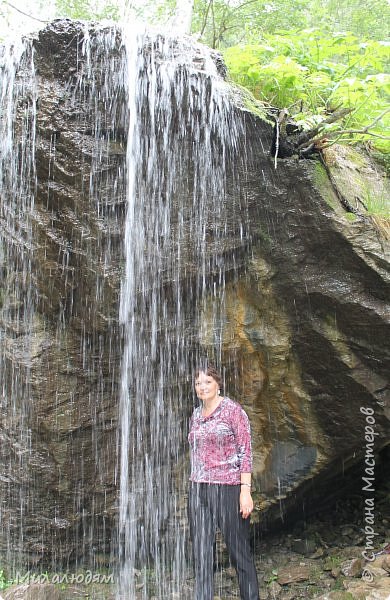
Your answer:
[343,576,390,600]
[3,584,62,600]
[340,557,362,578]
[291,538,317,555]
[267,580,283,597]
[380,554,390,572]
[277,564,311,585]
[279,590,297,600]
[369,566,389,578]
[310,548,326,559]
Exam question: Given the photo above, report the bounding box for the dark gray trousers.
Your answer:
[188,483,259,600]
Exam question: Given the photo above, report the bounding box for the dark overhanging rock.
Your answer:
[0,18,389,570]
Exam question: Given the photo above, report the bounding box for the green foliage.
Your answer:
[223,30,390,154]
[2,0,388,159]
[265,568,278,584]
[122,0,177,25]
[192,0,310,48]
[361,189,389,218]
[0,568,13,590]
[305,0,390,42]
[192,0,390,48]
[54,0,120,21]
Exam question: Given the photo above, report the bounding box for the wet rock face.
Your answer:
[1,20,126,570]
[218,149,390,506]
[0,19,389,569]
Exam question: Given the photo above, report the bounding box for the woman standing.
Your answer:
[188,365,259,600]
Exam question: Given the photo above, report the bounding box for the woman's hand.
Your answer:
[240,487,253,519]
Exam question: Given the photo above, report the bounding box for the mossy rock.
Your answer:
[321,145,390,218]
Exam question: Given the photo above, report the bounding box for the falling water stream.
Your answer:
[0,38,37,569]
[117,28,245,598]
[0,19,249,598]
[2,16,388,600]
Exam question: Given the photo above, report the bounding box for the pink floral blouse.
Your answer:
[188,397,253,485]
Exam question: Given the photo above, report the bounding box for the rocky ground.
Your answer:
[2,486,389,600]
[248,496,390,600]
[206,482,390,600]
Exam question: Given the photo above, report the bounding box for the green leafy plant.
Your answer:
[54,0,120,21]
[223,29,390,155]
[265,568,278,584]
[0,568,13,590]
[192,0,390,48]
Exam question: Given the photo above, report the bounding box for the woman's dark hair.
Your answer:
[194,364,222,389]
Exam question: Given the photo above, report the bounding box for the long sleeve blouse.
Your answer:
[188,396,253,485]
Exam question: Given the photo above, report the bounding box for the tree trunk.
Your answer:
[174,0,194,33]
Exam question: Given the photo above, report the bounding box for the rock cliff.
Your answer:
[0,19,388,570]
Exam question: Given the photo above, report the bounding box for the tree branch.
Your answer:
[319,108,390,146]
[296,108,352,149]
[199,0,213,37]
[228,0,261,13]
[2,0,49,22]
[342,107,390,133]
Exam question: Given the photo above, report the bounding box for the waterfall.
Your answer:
[0,20,248,596]
[0,38,37,569]
[2,18,388,598]
[117,28,244,598]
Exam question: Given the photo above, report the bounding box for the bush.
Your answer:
[223,30,390,154]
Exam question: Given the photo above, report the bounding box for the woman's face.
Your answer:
[194,371,219,403]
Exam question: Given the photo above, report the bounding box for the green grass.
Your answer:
[0,568,13,590]
[363,190,390,217]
